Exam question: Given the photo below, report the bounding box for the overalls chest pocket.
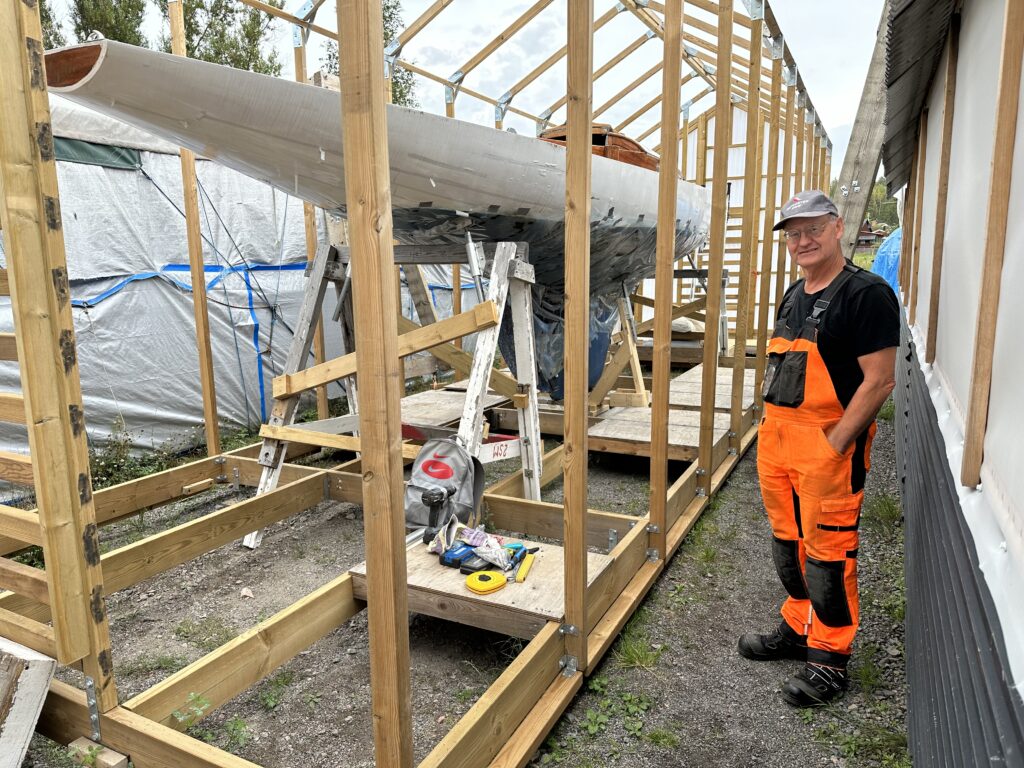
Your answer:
[762,348,808,408]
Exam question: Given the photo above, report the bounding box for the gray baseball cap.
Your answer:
[773,189,840,230]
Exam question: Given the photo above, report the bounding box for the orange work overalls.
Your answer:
[758,263,874,667]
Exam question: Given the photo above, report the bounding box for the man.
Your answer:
[738,189,899,707]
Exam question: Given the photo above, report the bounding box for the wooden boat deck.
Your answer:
[349,539,612,639]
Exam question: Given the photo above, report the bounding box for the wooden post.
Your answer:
[649,0,684,564]
[563,0,593,668]
[961,0,1024,488]
[774,81,796,311]
[908,109,928,325]
[336,0,412,763]
[899,151,917,302]
[0,0,117,708]
[789,101,805,281]
[730,10,763,450]
[697,0,733,497]
[925,15,960,365]
[804,121,814,190]
[294,42,330,420]
[169,0,220,455]
[755,55,783,409]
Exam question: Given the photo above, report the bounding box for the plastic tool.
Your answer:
[515,552,536,583]
[466,570,507,595]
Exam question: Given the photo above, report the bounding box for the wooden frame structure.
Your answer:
[0,0,833,765]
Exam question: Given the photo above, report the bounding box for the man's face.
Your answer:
[783,214,844,270]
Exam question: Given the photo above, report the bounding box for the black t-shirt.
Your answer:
[777,267,901,407]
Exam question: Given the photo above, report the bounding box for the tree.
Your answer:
[70,0,148,48]
[156,0,283,76]
[866,178,899,228]
[321,0,418,108]
[40,0,67,49]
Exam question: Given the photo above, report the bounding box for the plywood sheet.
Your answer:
[669,365,755,411]
[0,638,56,768]
[400,389,507,426]
[349,539,611,639]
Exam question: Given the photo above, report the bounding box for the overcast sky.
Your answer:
[50,0,887,177]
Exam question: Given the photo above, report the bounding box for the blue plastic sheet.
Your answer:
[871,228,902,295]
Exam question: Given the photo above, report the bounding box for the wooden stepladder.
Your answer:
[243,240,543,549]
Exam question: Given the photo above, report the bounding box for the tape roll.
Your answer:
[466,570,507,595]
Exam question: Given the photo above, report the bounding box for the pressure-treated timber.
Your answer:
[258,424,421,460]
[908,109,928,326]
[774,82,796,311]
[755,56,783,404]
[274,301,499,398]
[169,0,220,455]
[648,0,684,567]
[0,333,17,361]
[731,13,763,452]
[563,0,594,671]
[336,1,412,763]
[0,557,50,606]
[0,0,117,707]
[899,151,917,300]
[124,573,362,728]
[697,0,734,497]
[962,0,1024,488]
[0,506,42,547]
[925,15,960,365]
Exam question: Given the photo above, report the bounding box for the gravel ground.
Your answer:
[24,413,907,768]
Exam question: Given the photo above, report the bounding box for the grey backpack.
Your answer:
[405,438,484,528]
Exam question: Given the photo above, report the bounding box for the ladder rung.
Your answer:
[259,424,422,459]
[0,451,33,486]
[0,556,49,605]
[0,392,26,424]
[0,505,42,545]
[0,332,17,361]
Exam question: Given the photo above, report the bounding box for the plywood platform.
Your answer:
[587,407,731,461]
[349,539,612,639]
[400,387,508,426]
[669,365,755,412]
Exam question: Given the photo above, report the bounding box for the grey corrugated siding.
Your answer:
[895,318,1024,766]
[882,0,956,194]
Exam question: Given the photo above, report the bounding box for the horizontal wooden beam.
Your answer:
[274,301,499,398]
[259,424,422,460]
[396,315,520,398]
[0,556,49,605]
[0,606,55,658]
[0,505,41,546]
[483,493,634,549]
[0,392,25,424]
[488,670,582,768]
[100,474,326,592]
[0,450,32,485]
[125,573,362,728]
[39,680,261,768]
[0,332,17,361]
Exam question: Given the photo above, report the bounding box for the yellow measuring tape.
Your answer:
[466,570,506,595]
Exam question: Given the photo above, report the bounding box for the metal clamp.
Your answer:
[559,655,579,676]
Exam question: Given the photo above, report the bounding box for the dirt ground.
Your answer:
[24,413,907,768]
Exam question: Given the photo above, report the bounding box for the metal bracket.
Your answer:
[85,677,101,742]
[645,28,657,40]
[448,69,465,86]
[646,524,660,534]
[214,456,226,465]
[495,91,513,123]
[728,447,738,456]
[608,528,618,550]
[681,100,692,121]
[767,35,784,60]
[646,547,660,561]
[215,474,228,483]
[232,467,240,492]
[289,0,314,47]
[796,90,806,108]
[705,63,717,77]
[559,623,579,636]
[559,655,579,676]
[696,486,707,497]
[742,0,764,20]
[683,42,698,58]
[444,85,456,105]
[805,107,816,125]
[384,40,402,58]
[784,65,797,88]
[695,467,707,477]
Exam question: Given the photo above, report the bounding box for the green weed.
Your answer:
[645,728,680,748]
[582,708,609,735]
[223,716,251,753]
[877,398,895,422]
[586,675,608,695]
[175,617,237,653]
[850,647,884,695]
[258,670,295,711]
[117,653,188,677]
[613,611,665,670]
[863,493,902,532]
[172,692,210,729]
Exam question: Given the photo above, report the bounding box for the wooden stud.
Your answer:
[754,57,783,405]
[789,105,806,281]
[731,14,763,451]
[649,0,684,564]
[774,83,796,311]
[0,0,117,706]
[908,109,928,326]
[962,0,1024,488]
[697,0,733,497]
[294,42,330,420]
[899,150,917,301]
[926,16,960,365]
[563,0,594,670]
[0,332,18,361]
[696,112,709,186]
[336,1,413,763]
[396,0,456,48]
[169,0,220,455]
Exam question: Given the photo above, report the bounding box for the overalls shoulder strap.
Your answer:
[805,260,860,329]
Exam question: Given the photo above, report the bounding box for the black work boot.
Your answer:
[738,622,808,661]
[781,662,849,707]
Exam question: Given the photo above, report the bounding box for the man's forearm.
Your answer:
[827,380,895,454]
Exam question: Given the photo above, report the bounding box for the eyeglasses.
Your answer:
[783,221,832,241]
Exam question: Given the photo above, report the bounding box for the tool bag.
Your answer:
[405,437,484,528]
